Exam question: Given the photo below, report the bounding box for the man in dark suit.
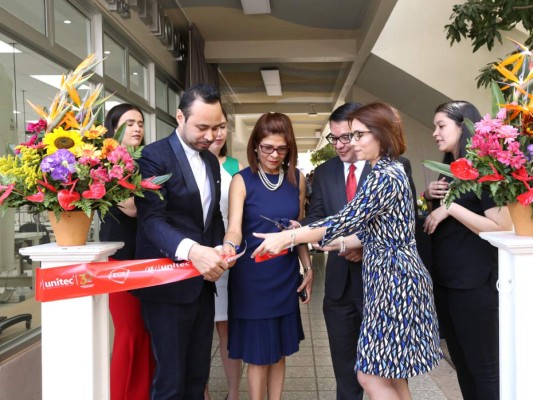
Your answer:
[302,103,416,400]
[134,84,228,399]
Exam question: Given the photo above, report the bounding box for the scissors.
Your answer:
[259,215,291,231]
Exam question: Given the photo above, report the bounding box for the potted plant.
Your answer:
[0,54,169,245]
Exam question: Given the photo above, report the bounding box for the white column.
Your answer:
[19,242,123,400]
[479,232,533,400]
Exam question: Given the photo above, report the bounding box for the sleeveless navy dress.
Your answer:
[228,167,304,365]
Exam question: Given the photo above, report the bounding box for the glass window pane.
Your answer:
[156,118,175,141]
[129,55,147,100]
[54,0,91,59]
[103,35,126,86]
[155,78,167,111]
[168,87,179,114]
[0,0,46,34]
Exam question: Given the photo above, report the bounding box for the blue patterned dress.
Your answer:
[310,157,442,378]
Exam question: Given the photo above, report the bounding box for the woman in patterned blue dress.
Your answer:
[253,103,442,399]
[222,112,313,400]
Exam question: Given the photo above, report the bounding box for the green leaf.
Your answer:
[463,118,476,135]
[422,160,454,178]
[152,173,172,185]
[490,80,506,114]
[113,121,127,145]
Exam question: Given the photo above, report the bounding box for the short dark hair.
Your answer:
[104,103,145,144]
[178,84,221,122]
[329,102,363,123]
[350,102,406,159]
[246,112,298,186]
[434,101,482,164]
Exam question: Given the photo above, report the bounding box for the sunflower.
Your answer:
[42,127,83,155]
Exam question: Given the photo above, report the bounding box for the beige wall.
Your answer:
[373,0,527,115]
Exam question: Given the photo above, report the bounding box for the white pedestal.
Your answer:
[479,232,533,400]
[19,242,123,400]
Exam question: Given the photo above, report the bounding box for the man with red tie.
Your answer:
[302,103,416,400]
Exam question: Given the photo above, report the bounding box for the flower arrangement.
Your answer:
[417,192,429,214]
[0,54,169,219]
[425,40,533,211]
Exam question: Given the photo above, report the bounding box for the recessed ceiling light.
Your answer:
[241,0,271,14]
[0,40,21,54]
[64,20,72,24]
[260,68,282,96]
[104,50,111,55]
[13,110,21,114]
[132,72,139,76]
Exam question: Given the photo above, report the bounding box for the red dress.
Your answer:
[100,206,154,400]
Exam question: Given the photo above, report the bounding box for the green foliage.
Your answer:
[446,0,533,89]
[310,144,337,167]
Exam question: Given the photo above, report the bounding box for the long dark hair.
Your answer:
[104,103,145,145]
[246,112,298,186]
[434,101,482,164]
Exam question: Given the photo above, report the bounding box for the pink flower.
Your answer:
[109,164,125,180]
[26,119,47,133]
[90,167,111,183]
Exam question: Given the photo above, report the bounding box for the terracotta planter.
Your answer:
[508,202,533,237]
[48,211,93,246]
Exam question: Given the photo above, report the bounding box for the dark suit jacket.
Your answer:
[302,156,416,301]
[133,132,225,304]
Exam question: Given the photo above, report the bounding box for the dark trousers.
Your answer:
[434,281,499,400]
[323,279,364,400]
[141,283,215,400]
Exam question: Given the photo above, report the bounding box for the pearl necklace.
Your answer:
[258,164,284,191]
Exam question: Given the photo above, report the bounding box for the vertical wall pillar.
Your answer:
[20,242,123,400]
[479,232,533,400]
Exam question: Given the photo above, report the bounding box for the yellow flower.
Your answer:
[101,138,120,158]
[42,127,83,155]
[73,143,101,159]
[84,124,107,139]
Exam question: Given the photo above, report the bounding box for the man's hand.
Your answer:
[188,244,228,281]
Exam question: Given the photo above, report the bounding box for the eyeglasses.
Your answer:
[325,130,371,145]
[258,144,290,155]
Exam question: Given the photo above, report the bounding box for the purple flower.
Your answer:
[40,149,77,182]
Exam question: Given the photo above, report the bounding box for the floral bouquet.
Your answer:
[424,40,533,214]
[0,54,169,220]
[417,192,429,214]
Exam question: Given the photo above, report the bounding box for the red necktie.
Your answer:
[346,164,357,201]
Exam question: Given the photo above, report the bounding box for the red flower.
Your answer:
[140,177,162,190]
[25,189,45,202]
[82,182,106,199]
[26,119,47,133]
[450,158,479,180]
[511,167,533,182]
[478,163,504,182]
[117,177,136,190]
[57,189,81,210]
[0,184,15,205]
[517,190,533,206]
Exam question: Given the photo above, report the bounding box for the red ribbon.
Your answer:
[36,258,201,302]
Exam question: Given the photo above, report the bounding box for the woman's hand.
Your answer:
[298,269,313,304]
[425,177,449,200]
[423,204,450,234]
[252,231,291,258]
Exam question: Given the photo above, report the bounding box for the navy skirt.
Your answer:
[228,311,304,365]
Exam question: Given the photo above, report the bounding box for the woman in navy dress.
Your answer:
[222,112,313,400]
[99,103,154,400]
[252,103,442,400]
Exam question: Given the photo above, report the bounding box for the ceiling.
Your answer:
[160,0,393,152]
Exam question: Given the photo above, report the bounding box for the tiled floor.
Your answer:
[206,253,461,399]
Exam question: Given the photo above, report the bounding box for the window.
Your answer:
[0,0,46,35]
[155,77,167,111]
[54,0,91,58]
[103,34,126,86]
[129,55,147,99]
